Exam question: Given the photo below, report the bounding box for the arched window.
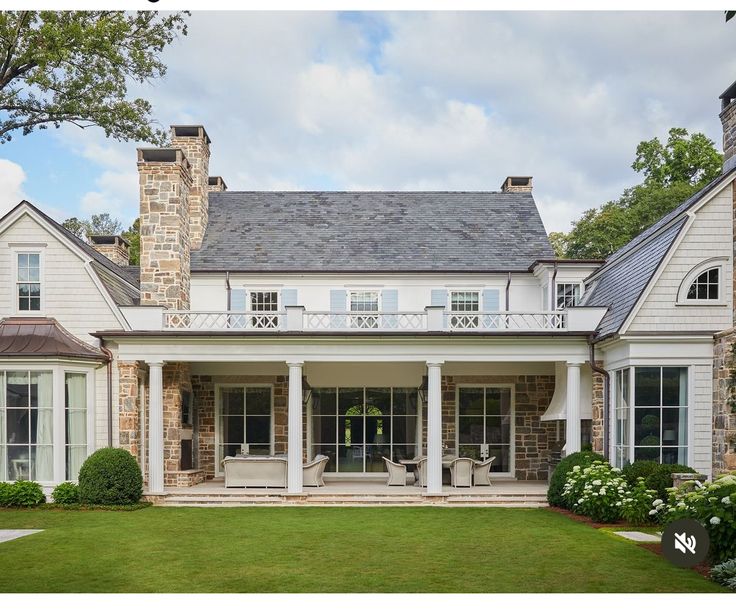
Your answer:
[686,267,719,300]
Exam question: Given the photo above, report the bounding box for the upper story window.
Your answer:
[349,291,379,328]
[555,283,580,310]
[250,291,279,312]
[16,253,41,312]
[450,290,480,328]
[686,268,719,300]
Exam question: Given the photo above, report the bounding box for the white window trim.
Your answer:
[213,383,275,477]
[455,384,516,478]
[347,289,382,311]
[676,258,727,306]
[0,361,95,485]
[11,246,45,315]
[448,289,482,311]
[554,281,582,311]
[246,288,281,311]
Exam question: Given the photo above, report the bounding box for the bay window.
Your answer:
[65,373,88,480]
[612,366,689,467]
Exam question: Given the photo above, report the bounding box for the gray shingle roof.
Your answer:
[90,263,139,306]
[191,191,555,272]
[582,218,686,338]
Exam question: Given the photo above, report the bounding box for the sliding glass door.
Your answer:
[216,385,273,470]
[457,386,513,474]
[311,387,418,473]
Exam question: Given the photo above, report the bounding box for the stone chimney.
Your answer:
[501,176,533,193]
[89,235,130,267]
[137,148,192,310]
[720,80,736,173]
[207,176,227,193]
[170,125,210,250]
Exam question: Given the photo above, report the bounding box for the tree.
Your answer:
[552,128,723,259]
[62,213,123,239]
[0,11,188,144]
[121,218,140,265]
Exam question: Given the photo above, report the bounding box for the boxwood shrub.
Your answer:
[547,450,605,507]
[8,480,45,507]
[623,461,696,500]
[78,447,143,505]
[51,481,80,505]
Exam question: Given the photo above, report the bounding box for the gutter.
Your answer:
[225,271,231,310]
[100,341,114,448]
[588,336,610,462]
[550,262,558,310]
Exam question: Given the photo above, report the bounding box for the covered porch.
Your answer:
[107,333,603,501]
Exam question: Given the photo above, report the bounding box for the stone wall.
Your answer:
[137,148,192,310]
[591,363,605,456]
[171,126,210,250]
[89,236,130,267]
[713,330,736,475]
[162,362,192,486]
[117,361,140,457]
[432,374,556,480]
[721,100,736,171]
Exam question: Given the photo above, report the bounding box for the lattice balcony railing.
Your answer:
[163,311,284,330]
[303,311,427,331]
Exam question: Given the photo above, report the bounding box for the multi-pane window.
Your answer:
[457,387,512,473]
[249,291,278,328]
[65,373,87,480]
[556,283,580,309]
[310,387,418,473]
[217,386,272,468]
[686,268,719,300]
[450,291,480,328]
[613,368,630,468]
[1,370,53,482]
[349,291,379,328]
[17,253,41,311]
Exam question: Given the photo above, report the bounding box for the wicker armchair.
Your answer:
[449,457,474,488]
[383,456,408,486]
[415,457,427,487]
[303,454,329,487]
[472,456,496,486]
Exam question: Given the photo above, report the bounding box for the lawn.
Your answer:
[0,506,724,593]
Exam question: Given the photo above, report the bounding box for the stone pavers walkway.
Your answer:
[613,530,661,543]
[0,530,43,544]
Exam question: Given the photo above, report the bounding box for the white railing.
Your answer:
[303,311,427,331]
[446,311,566,331]
[164,311,284,330]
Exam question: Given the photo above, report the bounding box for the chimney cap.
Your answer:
[208,176,228,189]
[720,79,736,111]
[501,176,533,192]
[171,125,211,144]
[137,147,191,171]
[89,234,130,247]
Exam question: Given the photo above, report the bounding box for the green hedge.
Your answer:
[78,448,143,505]
[622,460,696,500]
[0,481,46,507]
[51,482,80,505]
[547,450,605,507]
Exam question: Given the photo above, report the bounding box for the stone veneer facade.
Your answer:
[89,236,130,267]
[721,98,736,172]
[591,364,605,456]
[713,330,736,475]
[118,361,140,458]
[171,126,210,250]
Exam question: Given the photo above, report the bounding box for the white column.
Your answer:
[147,361,164,494]
[426,362,444,494]
[287,362,304,494]
[566,361,583,455]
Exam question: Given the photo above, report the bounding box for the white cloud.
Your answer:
[0,159,27,216]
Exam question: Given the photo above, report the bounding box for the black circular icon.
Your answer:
[661,518,710,568]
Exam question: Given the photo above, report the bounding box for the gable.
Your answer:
[0,210,125,344]
[626,181,733,334]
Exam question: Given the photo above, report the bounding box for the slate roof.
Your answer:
[90,263,139,306]
[0,201,139,305]
[0,317,106,361]
[191,191,555,272]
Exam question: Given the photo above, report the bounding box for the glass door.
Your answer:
[457,386,512,473]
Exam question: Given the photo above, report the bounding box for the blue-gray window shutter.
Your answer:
[330,289,347,328]
[229,288,247,329]
[483,288,500,329]
[382,289,398,328]
[281,288,298,307]
[430,289,448,307]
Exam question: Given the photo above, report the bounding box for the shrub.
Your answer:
[78,448,142,505]
[711,558,736,591]
[646,463,696,500]
[547,450,605,507]
[0,482,14,507]
[620,478,658,525]
[8,481,45,507]
[562,460,628,523]
[653,472,736,563]
[51,481,80,505]
[622,460,660,486]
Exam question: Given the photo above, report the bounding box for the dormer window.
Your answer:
[677,259,726,305]
[686,268,719,300]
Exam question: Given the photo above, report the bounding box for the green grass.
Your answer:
[0,506,724,593]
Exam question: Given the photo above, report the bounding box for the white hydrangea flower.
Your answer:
[710,516,721,525]
[652,499,663,506]
[722,496,731,505]
[592,479,602,486]
[612,467,622,473]
[648,509,657,516]
[578,498,584,504]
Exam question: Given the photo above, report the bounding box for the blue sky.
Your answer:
[1,11,735,232]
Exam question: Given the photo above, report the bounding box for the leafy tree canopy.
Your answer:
[552,128,723,259]
[62,213,140,265]
[0,10,188,144]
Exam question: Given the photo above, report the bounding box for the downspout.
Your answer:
[588,336,610,462]
[505,272,511,311]
[550,262,558,310]
[226,271,231,310]
[100,341,113,448]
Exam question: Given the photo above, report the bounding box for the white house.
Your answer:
[1,82,735,502]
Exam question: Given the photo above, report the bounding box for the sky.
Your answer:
[1,11,735,233]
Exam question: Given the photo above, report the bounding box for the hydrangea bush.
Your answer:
[562,461,628,523]
[652,472,736,563]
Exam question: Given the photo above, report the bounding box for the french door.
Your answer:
[456,386,513,474]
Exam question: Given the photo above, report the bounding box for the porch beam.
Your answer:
[287,361,304,494]
[566,361,583,455]
[147,361,165,494]
[426,361,444,495]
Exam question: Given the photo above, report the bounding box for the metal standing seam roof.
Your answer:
[0,318,106,361]
[191,191,556,272]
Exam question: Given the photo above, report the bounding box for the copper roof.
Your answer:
[0,318,106,361]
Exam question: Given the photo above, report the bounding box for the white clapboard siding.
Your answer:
[691,364,713,476]
[628,183,733,332]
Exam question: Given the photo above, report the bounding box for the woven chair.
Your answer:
[302,454,329,487]
[472,456,496,486]
[449,457,474,488]
[383,456,408,486]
